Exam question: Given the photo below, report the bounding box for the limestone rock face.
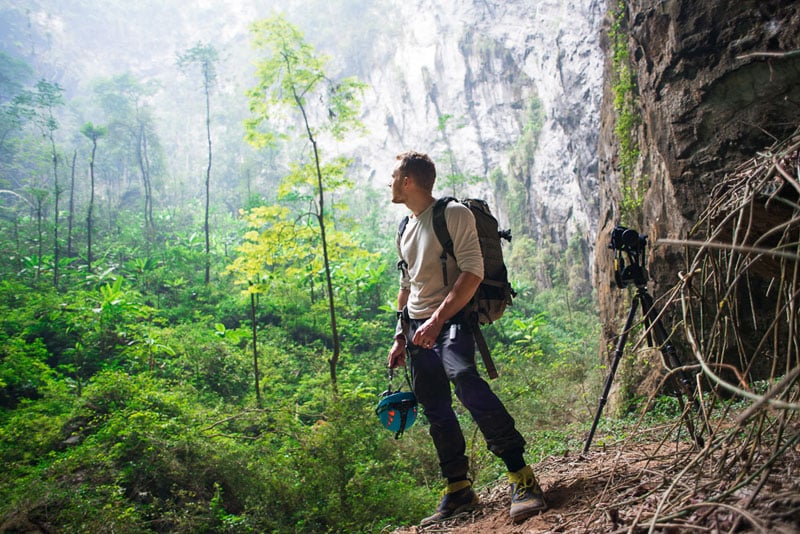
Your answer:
[348,0,607,256]
[595,0,800,405]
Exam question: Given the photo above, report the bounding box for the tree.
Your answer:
[93,74,161,237]
[29,187,48,280]
[0,52,33,104]
[178,43,219,285]
[81,122,106,274]
[66,149,76,257]
[14,80,64,286]
[226,204,379,404]
[245,15,365,390]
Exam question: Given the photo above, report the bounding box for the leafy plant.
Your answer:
[609,0,643,224]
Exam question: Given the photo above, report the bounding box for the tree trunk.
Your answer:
[294,90,340,392]
[204,66,212,284]
[87,139,97,274]
[137,122,154,235]
[35,193,44,280]
[50,139,60,288]
[250,290,262,408]
[67,150,76,257]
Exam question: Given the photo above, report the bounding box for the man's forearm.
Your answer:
[395,288,411,341]
[430,271,482,327]
[397,288,410,310]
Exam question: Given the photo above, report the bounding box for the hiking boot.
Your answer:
[508,465,547,522]
[419,480,479,526]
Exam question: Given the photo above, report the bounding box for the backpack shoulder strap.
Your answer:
[398,215,409,237]
[396,215,410,276]
[432,197,456,258]
[432,197,456,286]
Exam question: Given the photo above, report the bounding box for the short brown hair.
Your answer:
[396,151,436,192]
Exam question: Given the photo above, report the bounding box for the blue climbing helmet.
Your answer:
[376,368,417,439]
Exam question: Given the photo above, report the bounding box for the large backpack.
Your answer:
[431,197,515,325]
[397,197,515,378]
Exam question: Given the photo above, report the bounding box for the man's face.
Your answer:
[389,161,407,204]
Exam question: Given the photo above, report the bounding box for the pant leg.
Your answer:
[408,319,526,476]
[407,320,468,481]
[439,322,527,457]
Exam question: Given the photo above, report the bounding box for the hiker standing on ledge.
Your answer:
[387,151,547,525]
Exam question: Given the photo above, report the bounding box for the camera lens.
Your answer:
[622,229,640,249]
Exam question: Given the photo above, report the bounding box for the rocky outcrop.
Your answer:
[349,0,606,260]
[596,0,800,406]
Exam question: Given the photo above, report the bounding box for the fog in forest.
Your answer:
[1,0,400,224]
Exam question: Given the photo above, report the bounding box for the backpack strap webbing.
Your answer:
[432,197,456,286]
[397,216,410,277]
[469,312,499,379]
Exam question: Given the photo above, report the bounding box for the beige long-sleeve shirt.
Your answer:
[397,200,484,320]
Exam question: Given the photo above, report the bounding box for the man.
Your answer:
[387,151,547,525]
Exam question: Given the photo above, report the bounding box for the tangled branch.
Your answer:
[634,127,800,531]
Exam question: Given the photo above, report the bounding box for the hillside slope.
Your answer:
[392,430,800,533]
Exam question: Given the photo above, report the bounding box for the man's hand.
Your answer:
[411,271,481,349]
[411,318,444,349]
[388,336,407,368]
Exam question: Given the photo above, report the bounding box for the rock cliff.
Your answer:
[595,0,800,405]
[347,0,606,258]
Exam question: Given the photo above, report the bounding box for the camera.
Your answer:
[585,224,705,452]
[610,225,648,288]
[609,225,647,254]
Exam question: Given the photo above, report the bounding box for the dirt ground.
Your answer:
[390,435,800,534]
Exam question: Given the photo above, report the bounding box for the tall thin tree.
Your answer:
[14,80,64,286]
[93,74,160,238]
[81,123,106,274]
[67,149,76,257]
[245,16,365,391]
[178,43,218,284]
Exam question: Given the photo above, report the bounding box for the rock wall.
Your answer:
[347,0,606,260]
[595,0,800,406]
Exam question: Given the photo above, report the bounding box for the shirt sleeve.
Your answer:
[444,202,484,279]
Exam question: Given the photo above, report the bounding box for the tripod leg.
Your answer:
[584,296,640,453]
[641,292,697,399]
[640,290,706,447]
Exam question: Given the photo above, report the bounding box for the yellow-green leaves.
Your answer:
[277,157,353,201]
[244,14,365,148]
[225,205,378,297]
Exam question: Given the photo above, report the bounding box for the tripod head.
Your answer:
[609,225,649,289]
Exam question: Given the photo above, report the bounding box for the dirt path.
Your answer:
[391,436,800,533]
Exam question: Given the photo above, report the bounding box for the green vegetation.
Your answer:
[435,113,483,197]
[504,96,545,232]
[0,13,630,534]
[609,1,643,225]
[245,15,368,391]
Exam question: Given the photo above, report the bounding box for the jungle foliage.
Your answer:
[0,15,602,534]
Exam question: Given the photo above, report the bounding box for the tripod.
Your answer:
[583,227,705,453]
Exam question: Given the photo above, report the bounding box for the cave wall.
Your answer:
[595,0,800,407]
